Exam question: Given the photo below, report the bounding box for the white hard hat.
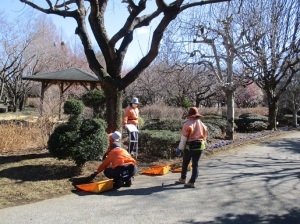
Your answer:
[110,131,121,141]
[130,97,139,104]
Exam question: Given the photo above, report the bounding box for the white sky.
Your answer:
[1,0,158,67]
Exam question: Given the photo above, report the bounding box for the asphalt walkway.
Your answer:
[1,131,299,224]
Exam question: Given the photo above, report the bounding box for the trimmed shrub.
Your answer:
[48,98,108,167]
[81,90,106,118]
[248,121,268,131]
[48,118,108,166]
[64,99,84,115]
[139,130,180,158]
[202,115,227,140]
[205,123,223,141]
[235,113,269,132]
[141,119,182,131]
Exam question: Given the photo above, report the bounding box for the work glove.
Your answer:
[175,148,182,156]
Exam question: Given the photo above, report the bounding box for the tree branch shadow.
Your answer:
[181,208,300,224]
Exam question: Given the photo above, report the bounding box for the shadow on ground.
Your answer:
[71,181,184,197]
[0,164,81,181]
[0,152,50,165]
[181,208,300,224]
[261,136,300,154]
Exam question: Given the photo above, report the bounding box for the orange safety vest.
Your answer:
[123,105,139,126]
[97,147,136,173]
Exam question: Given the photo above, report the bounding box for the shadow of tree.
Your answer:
[182,208,300,224]
[0,152,50,165]
[0,165,81,181]
[261,137,300,154]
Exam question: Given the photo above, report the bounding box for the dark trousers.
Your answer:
[128,131,138,153]
[181,149,203,183]
[104,164,137,181]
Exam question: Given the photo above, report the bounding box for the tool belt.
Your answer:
[185,140,206,150]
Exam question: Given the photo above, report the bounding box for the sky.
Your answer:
[1,0,159,67]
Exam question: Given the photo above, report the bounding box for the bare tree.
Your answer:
[0,12,36,112]
[18,0,231,132]
[172,2,251,139]
[238,0,300,130]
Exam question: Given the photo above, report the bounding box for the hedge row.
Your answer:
[139,114,269,158]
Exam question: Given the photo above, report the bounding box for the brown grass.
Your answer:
[0,117,55,152]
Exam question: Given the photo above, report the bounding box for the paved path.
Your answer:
[1,131,300,224]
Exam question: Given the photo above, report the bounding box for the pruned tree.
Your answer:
[18,0,232,132]
[237,0,300,130]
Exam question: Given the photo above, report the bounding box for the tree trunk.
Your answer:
[0,77,4,102]
[292,109,298,127]
[226,89,235,140]
[103,86,123,133]
[267,100,278,130]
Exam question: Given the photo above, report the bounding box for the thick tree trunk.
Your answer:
[267,100,278,130]
[226,89,235,140]
[103,86,123,133]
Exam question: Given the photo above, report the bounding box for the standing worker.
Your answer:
[123,97,140,155]
[176,107,208,188]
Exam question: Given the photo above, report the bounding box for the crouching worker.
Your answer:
[90,134,137,189]
[102,131,122,160]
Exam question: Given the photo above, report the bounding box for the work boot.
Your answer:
[176,178,186,184]
[113,179,124,189]
[123,178,132,187]
[184,182,195,188]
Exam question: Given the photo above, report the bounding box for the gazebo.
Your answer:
[23,67,101,119]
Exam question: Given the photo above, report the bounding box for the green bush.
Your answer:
[64,99,84,115]
[235,113,269,132]
[248,121,268,131]
[141,119,182,131]
[182,98,193,108]
[205,123,223,141]
[48,118,108,166]
[202,115,227,140]
[81,90,106,118]
[139,130,180,158]
[48,98,108,167]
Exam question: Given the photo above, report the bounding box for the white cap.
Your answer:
[110,131,121,142]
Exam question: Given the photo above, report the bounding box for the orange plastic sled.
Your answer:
[171,163,192,173]
[142,165,171,175]
[76,179,113,193]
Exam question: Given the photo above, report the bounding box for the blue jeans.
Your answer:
[181,149,203,183]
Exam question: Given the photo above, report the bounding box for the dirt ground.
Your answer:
[0,129,293,209]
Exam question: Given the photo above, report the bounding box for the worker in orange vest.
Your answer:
[176,107,208,188]
[123,97,140,155]
[90,132,137,188]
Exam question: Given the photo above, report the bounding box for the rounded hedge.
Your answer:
[64,99,84,115]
